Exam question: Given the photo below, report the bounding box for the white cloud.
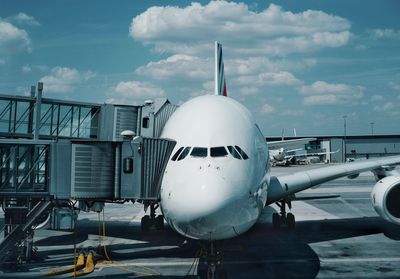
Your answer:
[136,54,211,80]
[390,82,400,91]
[107,81,165,104]
[236,71,302,86]
[303,95,336,105]
[299,81,364,105]
[135,54,310,95]
[370,95,383,101]
[40,67,95,93]
[369,28,400,40]
[373,102,400,116]
[9,13,40,26]
[16,86,30,96]
[83,70,96,80]
[280,110,304,116]
[22,64,31,73]
[202,80,214,92]
[0,20,31,54]
[374,102,393,112]
[355,44,367,51]
[22,64,49,73]
[130,2,351,56]
[240,86,259,96]
[261,103,275,114]
[130,2,351,101]
[40,67,80,93]
[226,57,316,76]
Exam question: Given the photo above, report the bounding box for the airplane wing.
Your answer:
[266,155,400,204]
[268,138,316,149]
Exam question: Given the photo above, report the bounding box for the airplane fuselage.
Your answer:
[160,95,270,240]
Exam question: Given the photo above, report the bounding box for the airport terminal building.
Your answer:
[266,135,400,163]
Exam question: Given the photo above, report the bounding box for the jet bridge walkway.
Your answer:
[0,83,177,141]
[0,83,178,264]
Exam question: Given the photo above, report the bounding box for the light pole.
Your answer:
[343,115,347,162]
[370,122,374,136]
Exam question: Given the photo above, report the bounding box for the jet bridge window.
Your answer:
[227,146,242,159]
[191,147,208,157]
[235,146,249,160]
[177,147,191,161]
[171,147,184,161]
[142,117,150,128]
[210,146,228,157]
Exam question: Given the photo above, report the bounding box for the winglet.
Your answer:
[214,41,227,96]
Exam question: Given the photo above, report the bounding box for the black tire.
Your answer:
[156,215,164,230]
[287,213,295,229]
[272,213,281,229]
[141,215,150,232]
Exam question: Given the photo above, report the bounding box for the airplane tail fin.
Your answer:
[214,41,227,96]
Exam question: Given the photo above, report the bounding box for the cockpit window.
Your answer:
[210,146,228,157]
[227,146,242,159]
[171,147,184,161]
[191,147,208,157]
[177,147,191,161]
[235,146,249,160]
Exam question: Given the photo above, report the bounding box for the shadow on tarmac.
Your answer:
[27,213,400,279]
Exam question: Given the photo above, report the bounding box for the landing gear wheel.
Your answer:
[197,241,226,279]
[274,199,296,229]
[287,212,295,229]
[272,213,281,229]
[141,215,150,232]
[156,215,164,230]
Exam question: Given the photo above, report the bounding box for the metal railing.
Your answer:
[0,94,101,139]
[0,143,49,196]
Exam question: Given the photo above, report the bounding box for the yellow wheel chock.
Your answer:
[72,251,95,277]
[44,252,85,276]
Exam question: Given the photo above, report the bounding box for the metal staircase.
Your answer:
[0,200,53,263]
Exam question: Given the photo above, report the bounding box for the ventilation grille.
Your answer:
[71,143,115,198]
[114,107,138,141]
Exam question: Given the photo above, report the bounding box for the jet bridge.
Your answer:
[0,83,178,263]
[0,136,176,263]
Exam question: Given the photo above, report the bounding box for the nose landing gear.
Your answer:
[140,203,164,232]
[198,241,227,279]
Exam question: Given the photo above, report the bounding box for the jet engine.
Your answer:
[371,176,400,225]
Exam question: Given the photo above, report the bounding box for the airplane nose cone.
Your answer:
[161,174,240,240]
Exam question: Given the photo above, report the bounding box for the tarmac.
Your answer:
[1,164,400,278]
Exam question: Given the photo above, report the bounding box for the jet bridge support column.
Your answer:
[33,82,43,140]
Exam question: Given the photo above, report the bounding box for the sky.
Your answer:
[0,0,399,136]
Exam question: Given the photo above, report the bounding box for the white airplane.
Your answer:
[268,135,317,164]
[270,147,339,166]
[159,42,400,277]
